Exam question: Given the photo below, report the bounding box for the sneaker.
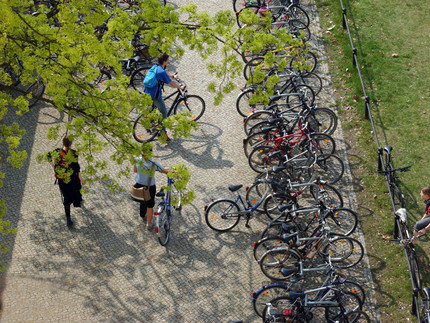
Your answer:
[146,223,154,231]
[140,213,146,220]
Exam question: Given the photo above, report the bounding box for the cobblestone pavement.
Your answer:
[0,0,380,322]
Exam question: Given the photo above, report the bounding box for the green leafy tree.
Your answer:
[0,0,306,269]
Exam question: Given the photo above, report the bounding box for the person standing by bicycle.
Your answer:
[413,186,430,236]
[133,143,169,231]
[143,53,185,142]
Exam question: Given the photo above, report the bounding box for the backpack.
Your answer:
[51,148,75,183]
[143,65,159,88]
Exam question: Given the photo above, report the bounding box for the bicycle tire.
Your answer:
[254,236,292,262]
[285,19,311,42]
[285,84,315,109]
[243,131,270,158]
[286,5,310,28]
[157,209,171,246]
[204,199,241,232]
[336,279,366,306]
[236,88,265,117]
[173,94,205,121]
[310,182,344,208]
[308,107,337,135]
[252,284,291,318]
[308,153,345,184]
[410,252,422,291]
[236,5,261,28]
[309,132,336,155]
[130,66,151,93]
[263,193,297,220]
[298,72,322,96]
[260,248,301,281]
[290,50,317,75]
[325,290,363,323]
[248,145,281,173]
[343,310,372,323]
[325,208,358,237]
[243,56,265,81]
[244,110,275,135]
[245,181,270,213]
[132,112,160,143]
[260,221,290,240]
[322,236,364,269]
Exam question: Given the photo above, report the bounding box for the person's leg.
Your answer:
[64,203,73,228]
[146,185,156,230]
[140,201,147,219]
[147,207,154,228]
[414,217,430,234]
[152,97,168,135]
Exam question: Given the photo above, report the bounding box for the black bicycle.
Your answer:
[132,78,205,142]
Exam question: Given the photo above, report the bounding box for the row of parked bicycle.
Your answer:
[205,0,372,321]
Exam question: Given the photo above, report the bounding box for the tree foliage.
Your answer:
[0,0,306,269]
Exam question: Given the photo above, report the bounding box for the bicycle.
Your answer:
[391,223,424,316]
[262,283,363,322]
[132,77,205,143]
[378,145,411,209]
[154,177,182,246]
[204,170,276,232]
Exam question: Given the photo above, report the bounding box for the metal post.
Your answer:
[342,8,347,29]
[352,48,357,66]
[364,96,370,119]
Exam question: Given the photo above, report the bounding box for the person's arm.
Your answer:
[78,172,84,185]
[160,168,169,174]
[133,165,137,173]
[168,79,185,91]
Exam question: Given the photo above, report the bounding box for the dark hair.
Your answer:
[158,53,169,65]
[63,136,72,148]
[422,186,430,196]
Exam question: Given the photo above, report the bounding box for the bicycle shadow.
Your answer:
[153,121,235,169]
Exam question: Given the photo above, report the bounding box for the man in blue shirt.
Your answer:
[143,53,185,141]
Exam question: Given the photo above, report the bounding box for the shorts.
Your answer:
[134,183,156,208]
[414,217,430,232]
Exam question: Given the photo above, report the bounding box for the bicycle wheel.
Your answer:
[309,132,336,155]
[173,94,205,121]
[322,236,364,269]
[336,279,366,306]
[254,236,292,262]
[285,84,315,110]
[410,252,422,291]
[253,284,291,318]
[297,72,322,96]
[310,182,344,208]
[325,208,358,237]
[308,153,345,184]
[325,290,363,323]
[248,145,280,173]
[260,221,289,240]
[290,50,317,74]
[260,248,301,281]
[236,88,265,117]
[244,131,270,158]
[204,199,241,232]
[131,66,150,93]
[244,110,275,135]
[261,295,296,322]
[236,5,261,28]
[245,181,270,213]
[286,5,310,28]
[343,310,371,323]
[157,209,171,246]
[307,107,337,135]
[133,112,160,143]
[243,56,264,81]
[26,78,45,107]
[263,193,297,220]
[159,0,166,5]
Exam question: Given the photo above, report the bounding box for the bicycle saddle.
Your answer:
[278,204,294,212]
[268,118,283,124]
[281,223,296,232]
[281,233,296,243]
[268,150,282,158]
[384,146,393,153]
[156,190,165,197]
[273,165,286,173]
[281,267,298,277]
[260,126,276,133]
[424,287,430,299]
[269,94,283,101]
[228,185,243,192]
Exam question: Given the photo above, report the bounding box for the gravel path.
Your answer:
[0,0,380,322]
